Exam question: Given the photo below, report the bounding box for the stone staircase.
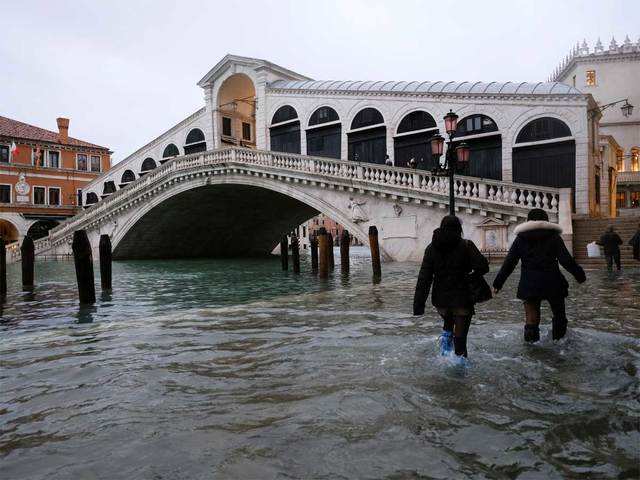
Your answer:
[573,216,639,269]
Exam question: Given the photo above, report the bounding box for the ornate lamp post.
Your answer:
[430,110,470,215]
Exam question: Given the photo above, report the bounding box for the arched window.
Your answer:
[397,110,436,134]
[348,108,386,164]
[162,144,180,163]
[513,117,575,207]
[394,111,438,169]
[350,108,384,130]
[102,181,116,196]
[272,105,298,124]
[309,106,339,126]
[270,105,300,154]
[451,114,501,180]
[140,157,157,175]
[120,169,136,185]
[515,117,571,144]
[85,192,99,205]
[307,107,341,159]
[184,128,206,155]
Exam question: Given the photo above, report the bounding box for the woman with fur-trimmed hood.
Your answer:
[492,208,586,343]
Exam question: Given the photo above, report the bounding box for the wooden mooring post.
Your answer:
[310,234,319,274]
[291,234,300,274]
[21,235,35,291]
[369,225,382,281]
[0,237,6,299]
[280,235,289,271]
[327,232,335,272]
[72,230,96,305]
[99,234,112,292]
[340,229,350,274]
[318,227,329,279]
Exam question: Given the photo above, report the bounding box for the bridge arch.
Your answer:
[111,175,385,260]
[0,218,20,243]
[269,105,301,154]
[216,73,256,147]
[393,110,438,169]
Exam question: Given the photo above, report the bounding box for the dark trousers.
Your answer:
[441,312,472,357]
[605,252,621,271]
[523,297,567,341]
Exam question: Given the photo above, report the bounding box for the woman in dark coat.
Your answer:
[493,209,586,343]
[413,215,489,359]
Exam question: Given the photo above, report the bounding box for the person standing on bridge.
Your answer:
[492,208,586,343]
[597,226,623,271]
[413,215,489,361]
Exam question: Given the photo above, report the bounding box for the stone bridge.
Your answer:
[9,147,572,263]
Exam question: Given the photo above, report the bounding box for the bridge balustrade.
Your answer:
[23,147,564,260]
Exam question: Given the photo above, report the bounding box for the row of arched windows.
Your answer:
[269,105,576,194]
[89,128,208,203]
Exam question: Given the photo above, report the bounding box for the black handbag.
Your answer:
[466,240,493,304]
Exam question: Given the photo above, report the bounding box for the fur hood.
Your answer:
[514,220,563,236]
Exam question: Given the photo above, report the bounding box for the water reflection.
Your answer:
[0,255,638,479]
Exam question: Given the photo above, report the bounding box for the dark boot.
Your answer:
[453,335,468,357]
[524,324,540,343]
[552,317,567,341]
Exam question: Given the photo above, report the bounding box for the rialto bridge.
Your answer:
[7,54,598,261]
[8,147,572,263]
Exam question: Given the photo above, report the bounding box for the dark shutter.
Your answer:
[348,126,387,164]
[307,124,341,159]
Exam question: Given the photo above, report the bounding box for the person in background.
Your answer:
[408,157,417,169]
[384,155,392,166]
[413,215,489,361]
[493,209,586,343]
[597,226,623,271]
[629,223,640,262]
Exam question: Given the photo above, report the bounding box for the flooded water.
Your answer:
[1,250,639,479]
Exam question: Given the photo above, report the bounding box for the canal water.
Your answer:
[1,250,638,479]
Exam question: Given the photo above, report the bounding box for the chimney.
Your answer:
[56,117,69,143]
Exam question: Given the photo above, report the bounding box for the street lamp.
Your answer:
[589,98,634,118]
[430,109,471,215]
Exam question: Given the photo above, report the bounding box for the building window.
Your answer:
[48,151,60,168]
[0,145,9,163]
[222,117,232,137]
[572,75,576,87]
[32,148,45,167]
[77,154,88,171]
[90,155,101,172]
[77,189,83,206]
[632,150,639,172]
[34,186,46,205]
[586,70,596,86]
[242,122,251,141]
[0,185,11,203]
[616,153,624,171]
[48,187,61,206]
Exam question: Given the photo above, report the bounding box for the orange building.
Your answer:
[0,115,111,243]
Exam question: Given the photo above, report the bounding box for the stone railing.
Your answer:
[25,147,564,258]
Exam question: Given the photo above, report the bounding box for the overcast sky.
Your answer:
[1,0,638,163]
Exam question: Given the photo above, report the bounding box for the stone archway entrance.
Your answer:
[216,74,256,148]
[0,219,19,243]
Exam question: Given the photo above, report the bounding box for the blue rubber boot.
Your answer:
[439,331,453,356]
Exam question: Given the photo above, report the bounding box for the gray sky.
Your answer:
[1,0,638,163]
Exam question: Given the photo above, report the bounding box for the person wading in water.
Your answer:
[492,208,586,343]
[413,215,489,361]
[597,226,623,271]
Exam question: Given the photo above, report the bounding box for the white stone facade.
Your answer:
[81,54,598,216]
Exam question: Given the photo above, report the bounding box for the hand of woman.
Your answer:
[492,287,500,296]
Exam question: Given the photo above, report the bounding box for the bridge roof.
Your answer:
[267,79,583,96]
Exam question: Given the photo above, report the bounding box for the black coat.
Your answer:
[598,231,623,256]
[628,230,640,260]
[413,228,489,315]
[493,221,586,301]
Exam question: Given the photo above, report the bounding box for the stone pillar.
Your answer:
[558,188,574,253]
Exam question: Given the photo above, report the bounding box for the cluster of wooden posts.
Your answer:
[280,225,382,281]
[0,230,112,305]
